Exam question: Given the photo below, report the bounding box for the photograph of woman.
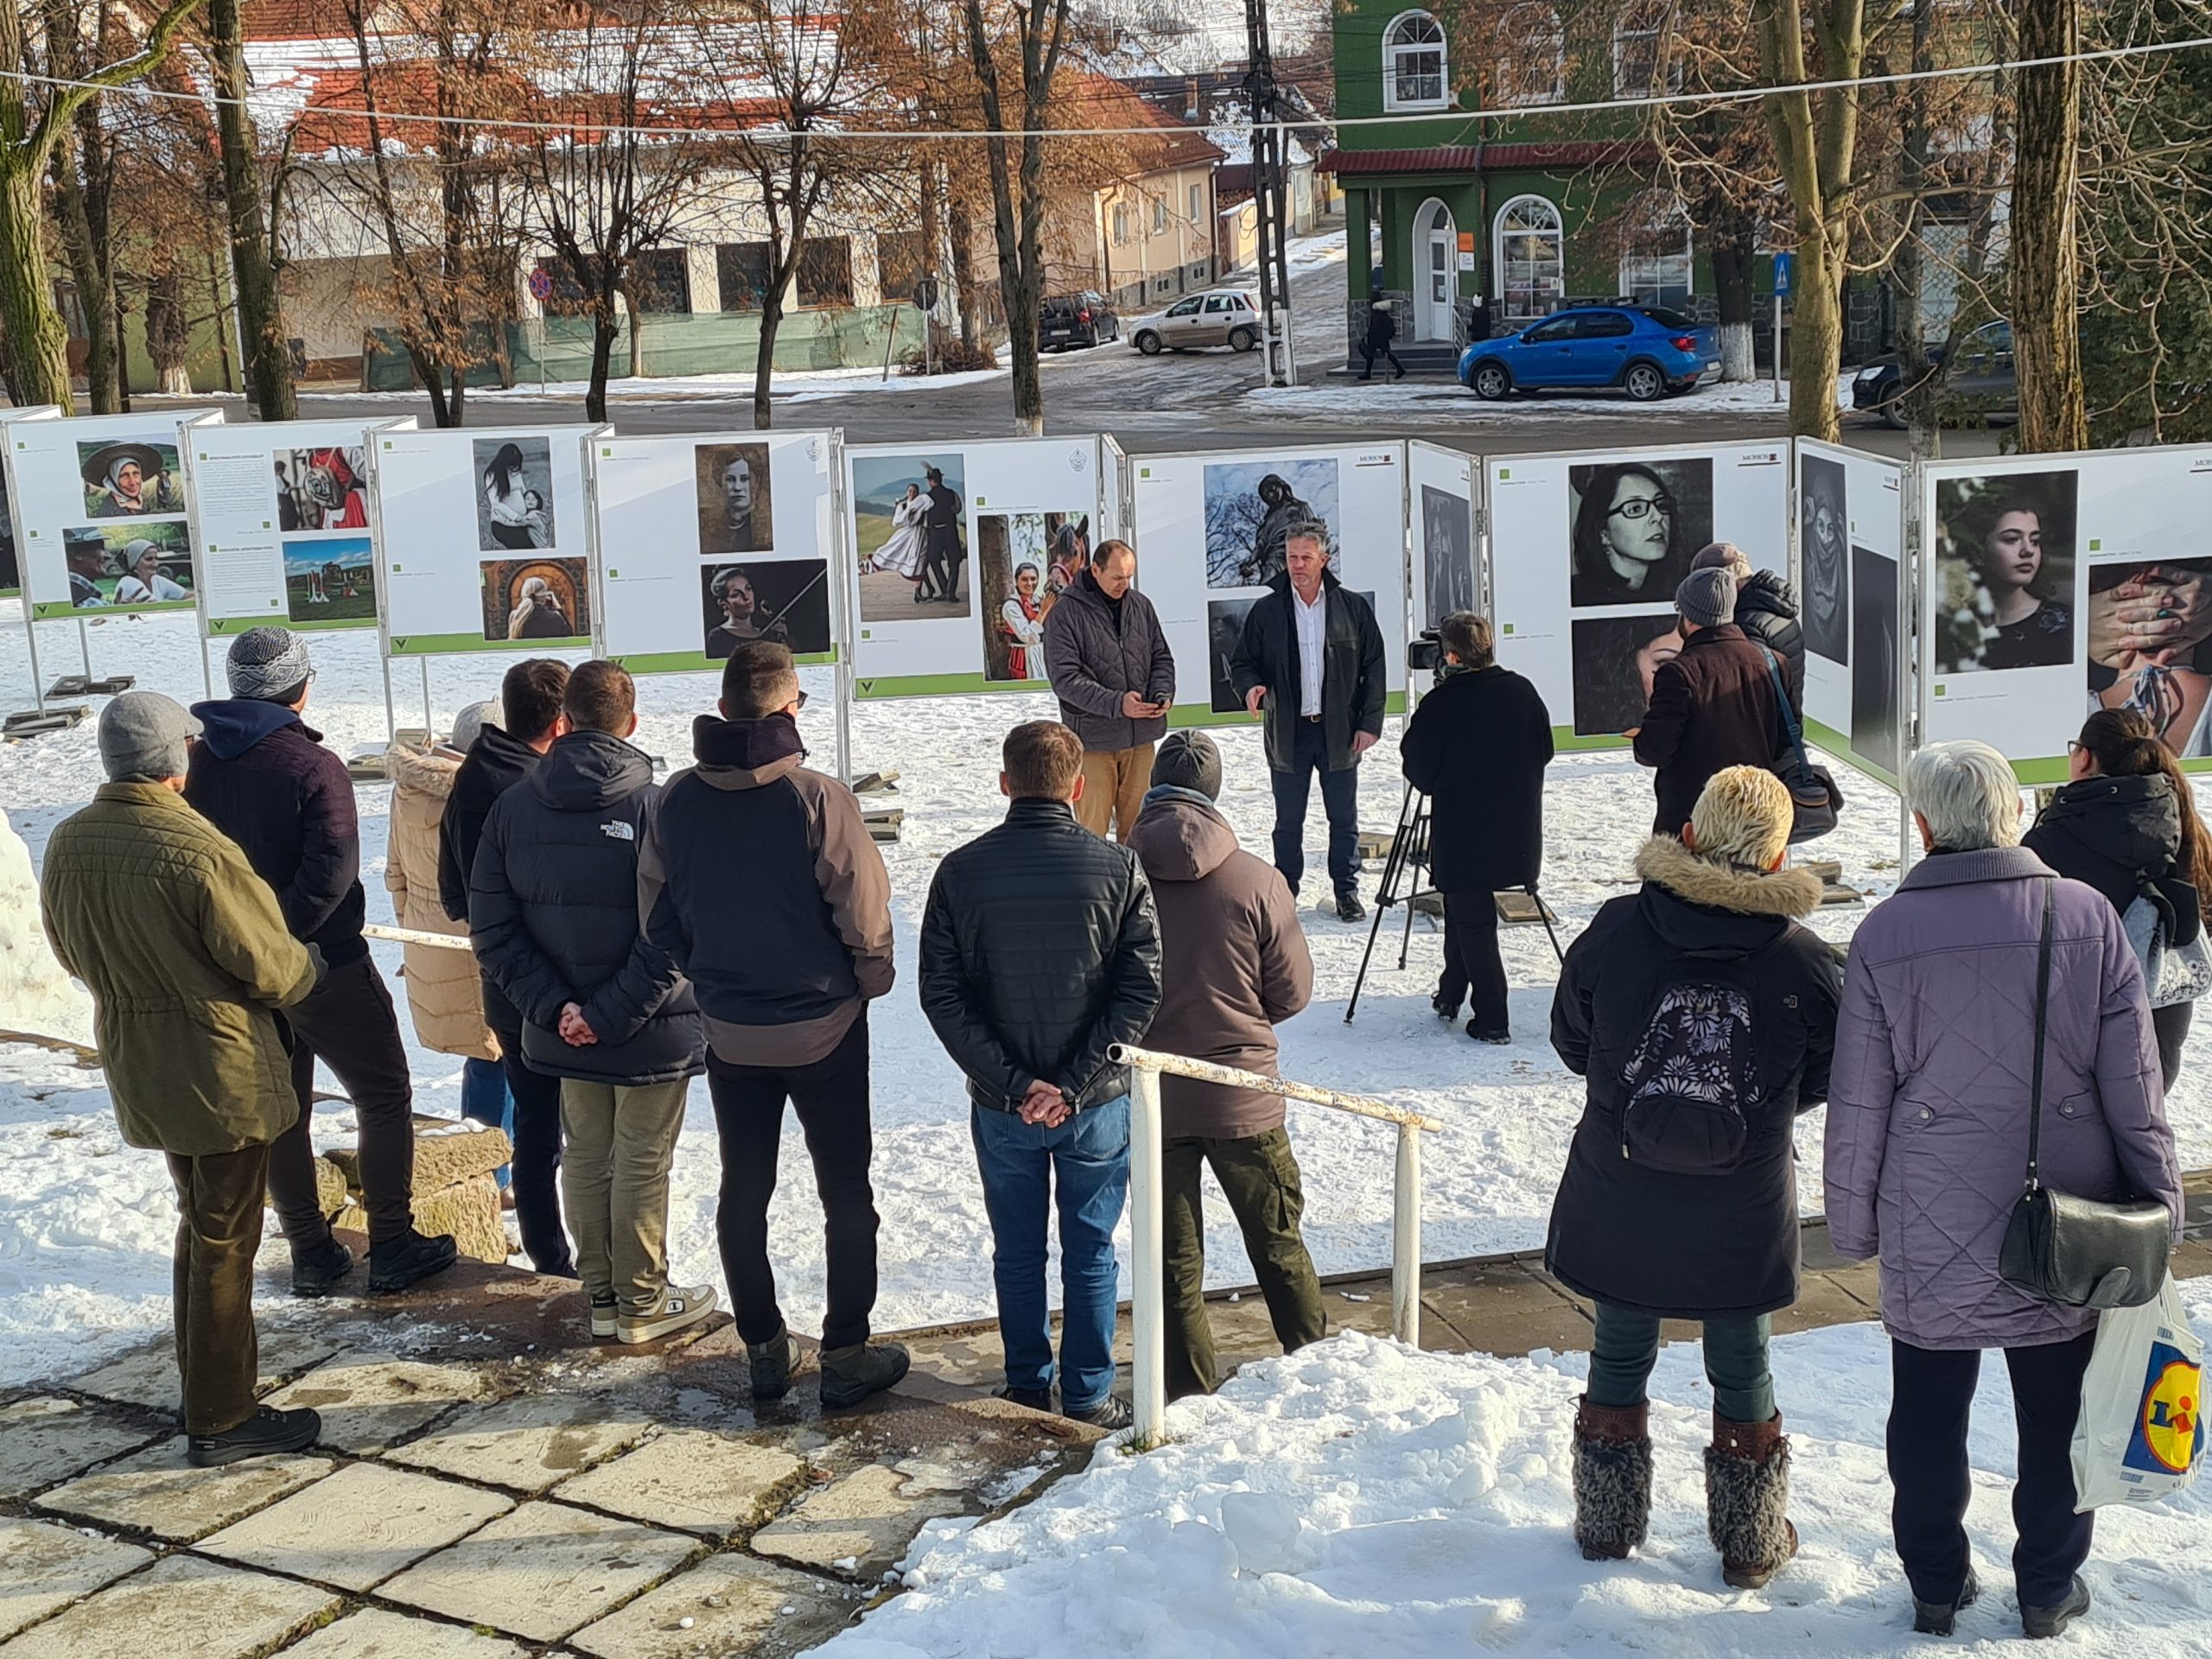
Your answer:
[79,441,185,519]
[854,453,968,621]
[700,560,830,659]
[977,512,1053,682]
[1046,514,1090,604]
[1570,611,1684,735]
[1001,564,1046,679]
[2087,558,2212,756]
[111,538,189,605]
[1849,545,1901,777]
[1421,484,1475,630]
[695,443,774,555]
[1800,455,1848,663]
[479,556,588,642]
[1932,471,2077,672]
[1567,458,1712,609]
[475,438,556,552]
[870,483,929,581]
[703,564,791,657]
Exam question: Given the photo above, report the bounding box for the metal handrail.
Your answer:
[363,923,472,950]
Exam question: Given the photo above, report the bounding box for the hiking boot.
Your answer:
[1572,1396,1652,1560]
[289,1236,354,1299]
[821,1341,912,1410]
[1335,892,1366,923]
[366,1231,457,1295]
[616,1284,716,1344]
[188,1405,321,1468]
[996,1384,1054,1412]
[1466,1021,1511,1045]
[588,1295,618,1340]
[2022,1575,2091,1639]
[749,1330,804,1400]
[1066,1395,1133,1431]
[1913,1566,1980,1637]
[1707,1411,1798,1590]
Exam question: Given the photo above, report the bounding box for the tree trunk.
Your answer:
[586,305,617,423]
[1707,208,1758,384]
[0,161,73,407]
[49,146,117,410]
[146,265,192,392]
[753,292,783,429]
[621,281,645,379]
[950,202,980,353]
[2012,0,2086,454]
[210,0,296,420]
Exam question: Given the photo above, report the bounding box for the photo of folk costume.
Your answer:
[81,442,183,518]
[870,483,930,581]
[999,563,1046,679]
[919,467,965,603]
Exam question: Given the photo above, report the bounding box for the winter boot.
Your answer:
[749,1329,803,1401]
[188,1405,321,1468]
[365,1230,457,1295]
[2022,1575,2092,1639]
[1571,1396,1653,1560]
[820,1341,911,1410]
[1913,1565,1980,1636]
[1066,1395,1134,1431]
[289,1236,354,1299]
[1707,1412,1798,1590]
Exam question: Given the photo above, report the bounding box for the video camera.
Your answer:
[1408,628,1466,677]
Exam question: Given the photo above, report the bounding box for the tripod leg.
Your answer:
[1346,785,1418,1024]
[1529,885,1567,967]
[1395,797,1429,970]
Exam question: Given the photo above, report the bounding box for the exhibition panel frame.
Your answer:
[0,404,61,601]
[1796,438,1908,789]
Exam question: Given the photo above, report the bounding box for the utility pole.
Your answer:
[1243,0,1294,386]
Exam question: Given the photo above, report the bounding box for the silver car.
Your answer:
[1128,289,1262,355]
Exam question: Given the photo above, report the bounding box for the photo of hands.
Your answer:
[2089,558,2212,756]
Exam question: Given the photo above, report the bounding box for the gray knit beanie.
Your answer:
[448,700,499,753]
[1150,730,1224,801]
[226,626,314,702]
[98,691,201,783]
[1675,568,1738,630]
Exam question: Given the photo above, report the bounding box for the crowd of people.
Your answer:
[33,518,2197,1637]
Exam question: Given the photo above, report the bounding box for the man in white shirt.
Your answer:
[1230,524,1389,921]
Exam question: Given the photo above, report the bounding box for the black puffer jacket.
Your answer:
[1735,570,1805,703]
[919,798,1163,1113]
[1546,836,1842,1319]
[468,730,701,1085]
[438,722,544,924]
[2024,772,2200,945]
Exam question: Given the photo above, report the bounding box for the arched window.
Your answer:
[1496,4,1564,106]
[1619,190,1693,307]
[1495,194,1563,322]
[1612,0,1682,98]
[1383,11,1448,111]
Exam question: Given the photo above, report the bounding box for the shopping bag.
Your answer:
[2070,1278,2206,1511]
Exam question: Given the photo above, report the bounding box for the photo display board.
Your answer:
[0,405,60,598]
[1923,444,2212,779]
[1408,441,1478,635]
[190,417,412,637]
[846,435,1103,697]
[373,424,601,657]
[1487,440,1790,747]
[1133,442,1412,726]
[596,429,837,673]
[1797,439,1907,786]
[12,409,225,619]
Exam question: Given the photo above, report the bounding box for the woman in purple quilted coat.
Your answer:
[1827,740,2182,1642]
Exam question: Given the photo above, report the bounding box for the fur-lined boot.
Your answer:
[1706,1411,1798,1589]
[1572,1396,1652,1560]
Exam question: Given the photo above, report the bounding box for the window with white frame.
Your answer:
[1612,0,1681,97]
[1496,4,1564,105]
[1113,203,1129,245]
[1154,196,1166,234]
[1383,11,1448,111]
[1618,189,1693,307]
[1495,194,1564,322]
[1189,182,1203,222]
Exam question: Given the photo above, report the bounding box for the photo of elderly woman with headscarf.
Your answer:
[1799,454,1848,664]
[1932,470,2077,673]
[111,537,190,604]
[479,556,588,642]
[1567,458,1712,610]
[79,440,186,519]
[1204,457,1339,588]
[474,437,556,552]
[2086,556,2212,756]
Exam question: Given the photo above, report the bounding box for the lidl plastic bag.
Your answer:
[2071,1277,2205,1511]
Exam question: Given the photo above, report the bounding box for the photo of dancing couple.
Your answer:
[855,454,967,621]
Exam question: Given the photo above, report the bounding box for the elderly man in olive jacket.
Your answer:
[1043,538,1175,842]
[41,693,323,1468]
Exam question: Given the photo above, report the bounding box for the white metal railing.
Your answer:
[1109,1042,1445,1451]
[364,924,474,950]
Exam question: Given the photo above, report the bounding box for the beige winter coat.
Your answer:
[385,741,500,1061]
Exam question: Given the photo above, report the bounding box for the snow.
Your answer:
[334,358,1015,407]
[824,1301,2212,1657]
[0,810,91,1044]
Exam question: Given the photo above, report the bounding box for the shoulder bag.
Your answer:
[1761,650,1842,845]
[1999,879,2173,1310]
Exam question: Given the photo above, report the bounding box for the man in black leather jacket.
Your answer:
[919,720,1162,1427]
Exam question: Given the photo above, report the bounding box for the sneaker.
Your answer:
[1065,1395,1133,1431]
[1335,892,1366,923]
[1913,1567,1980,1637]
[617,1284,717,1344]
[289,1236,354,1299]
[187,1405,321,1468]
[1431,990,1460,1021]
[1465,1021,1511,1046]
[366,1231,458,1295]
[2022,1575,2091,1639]
[821,1341,912,1410]
[588,1296,618,1340]
[996,1384,1054,1412]
[750,1330,803,1400]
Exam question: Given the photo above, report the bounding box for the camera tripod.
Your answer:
[1344,783,1566,1023]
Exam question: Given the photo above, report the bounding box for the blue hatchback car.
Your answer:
[1458,305,1720,403]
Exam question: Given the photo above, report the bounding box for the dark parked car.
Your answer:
[1039,292,1118,352]
[1456,305,1719,402]
[1853,319,2016,428]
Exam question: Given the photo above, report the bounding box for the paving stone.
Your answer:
[750,1462,969,1581]
[0,1552,336,1659]
[569,1553,856,1659]
[197,1461,512,1592]
[260,1351,493,1453]
[377,1499,699,1643]
[35,1440,334,1542]
[0,1516,152,1641]
[66,1330,340,1417]
[387,1390,652,1494]
[0,1396,164,1503]
[554,1428,806,1536]
[277,1608,526,1659]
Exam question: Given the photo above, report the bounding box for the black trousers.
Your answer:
[1437,890,1509,1033]
[487,1008,575,1277]
[167,1142,270,1435]
[1270,719,1360,898]
[275,954,416,1251]
[2152,1001,2191,1093]
[707,1010,880,1351]
[1358,340,1404,378]
[1887,1332,2097,1610]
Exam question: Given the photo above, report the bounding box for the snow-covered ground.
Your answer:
[828,1300,2212,1657]
[2,609,2208,1391]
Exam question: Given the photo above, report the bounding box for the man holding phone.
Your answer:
[1044,538,1177,842]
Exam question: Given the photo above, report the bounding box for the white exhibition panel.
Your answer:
[1132,441,1411,723]
[1408,440,1478,634]
[373,423,601,658]
[1487,439,1790,746]
[1099,434,1131,546]
[1922,443,2212,778]
[1796,439,1907,785]
[190,417,412,639]
[846,435,1103,696]
[595,429,838,672]
[0,404,60,599]
[13,407,225,620]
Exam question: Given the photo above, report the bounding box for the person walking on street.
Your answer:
[41,694,325,1465]
[1400,612,1554,1041]
[1549,767,1841,1587]
[470,662,712,1344]
[1631,569,1789,837]
[1043,537,1175,842]
[920,721,1163,1426]
[1358,301,1406,381]
[439,658,577,1276]
[1127,732,1324,1400]
[641,642,910,1408]
[1693,543,1804,703]
[1231,523,1388,921]
[185,627,455,1298]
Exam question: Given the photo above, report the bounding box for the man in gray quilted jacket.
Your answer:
[1043,539,1175,842]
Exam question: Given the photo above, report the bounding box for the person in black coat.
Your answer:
[1548,766,1841,1587]
[1694,543,1804,703]
[1399,613,1554,1040]
[1358,302,1405,381]
[1230,528,1389,920]
[918,466,963,603]
[1631,569,1790,836]
[471,661,711,1344]
[2023,707,2212,1089]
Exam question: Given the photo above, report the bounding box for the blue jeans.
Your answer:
[969,1096,1131,1413]
[1270,717,1360,897]
[460,1058,515,1190]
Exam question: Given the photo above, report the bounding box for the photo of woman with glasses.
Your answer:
[1567,458,1713,609]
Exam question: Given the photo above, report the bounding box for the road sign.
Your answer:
[913,275,940,312]
[1772,251,1794,297]
[527,267,555,302]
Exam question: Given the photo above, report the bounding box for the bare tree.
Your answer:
[2009,0,2085,451]
[208,0,295,417]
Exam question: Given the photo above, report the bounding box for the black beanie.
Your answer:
[1150,729,1223,800]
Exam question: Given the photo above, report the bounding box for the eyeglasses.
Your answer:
[1610,493,1674,522]
[792,690,809,710]
[2066,740,2083,757]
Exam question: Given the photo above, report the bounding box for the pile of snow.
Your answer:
[0,810,91,1045]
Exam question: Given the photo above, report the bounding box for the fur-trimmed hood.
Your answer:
[1633,834,1823,920]
[385,740,461,801]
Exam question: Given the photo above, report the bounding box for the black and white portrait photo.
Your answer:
[1850,545,1901,778]
[1571,611,1683,736]
[475,438,556,553]
[1932,470,2079,673]
[1567,457,1713,610]
[1208,595,1259,712]
[1421,485,1475,631]
[702,559,830,659]
[480,556,588,641]
[1800,454,1848,664]
[1204,457,1339,589]
[696,442,773,556]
